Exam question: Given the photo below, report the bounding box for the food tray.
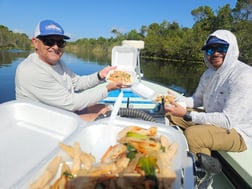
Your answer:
[0,100,193,189]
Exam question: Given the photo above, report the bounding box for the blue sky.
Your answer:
[0,0,236,41]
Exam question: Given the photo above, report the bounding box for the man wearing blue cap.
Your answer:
[165,30,252,187]
[15,20,124,121]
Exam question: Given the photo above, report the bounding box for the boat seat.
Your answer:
[100,88,156,109]
[213,149,252,188]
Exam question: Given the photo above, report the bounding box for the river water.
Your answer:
[0,50,206,103]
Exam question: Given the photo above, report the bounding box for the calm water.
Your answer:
[0,50,206,103]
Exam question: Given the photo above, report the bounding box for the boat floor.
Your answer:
[212,172,235,189]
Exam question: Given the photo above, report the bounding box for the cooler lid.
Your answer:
[122,40,144,49]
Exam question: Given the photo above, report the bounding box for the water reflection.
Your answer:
[0,50,30,67]
[140,59,206,96]
[71,50,111,65]
[0,50,31,103]
[0,51,206,103]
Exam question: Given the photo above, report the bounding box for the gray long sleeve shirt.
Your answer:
[15,53,108,111]
[185,30,252,149]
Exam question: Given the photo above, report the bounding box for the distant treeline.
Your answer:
[0,25,31,50]
[1,1,252,63]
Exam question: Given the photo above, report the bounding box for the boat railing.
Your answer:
[212,150,252,188]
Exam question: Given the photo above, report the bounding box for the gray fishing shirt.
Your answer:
[185,30,252,148]
[15,53,108,111]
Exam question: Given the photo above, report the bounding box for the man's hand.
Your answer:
[164,100,187,117]
[106,82,128,91]
[98,66,117,80]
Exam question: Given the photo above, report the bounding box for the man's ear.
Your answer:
[32,38,39,50]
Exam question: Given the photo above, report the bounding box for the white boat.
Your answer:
[1,89,250,189]
[0,41,251,189]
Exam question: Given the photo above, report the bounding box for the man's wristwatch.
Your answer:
[97,72,104,81]
[183,111,192,121]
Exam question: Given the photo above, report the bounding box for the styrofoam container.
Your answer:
[0,100,192,189]
[107,46,139,86]
[0,100,84,189]
[26,118,188,189]
[131,82,155,99]
[111,46,137,71]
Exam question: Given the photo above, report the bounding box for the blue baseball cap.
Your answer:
[34,19,70,39]
[202,36,229,50]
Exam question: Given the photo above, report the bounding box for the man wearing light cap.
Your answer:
[165,29,252,187]
[15,19,124,121]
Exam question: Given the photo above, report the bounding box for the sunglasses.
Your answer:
[205,45,229,56]
[38,37,66,48]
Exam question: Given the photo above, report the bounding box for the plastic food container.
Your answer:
[0,100,193,189]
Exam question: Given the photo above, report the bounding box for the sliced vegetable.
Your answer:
[160,145,165,152]
[137,156,159,189]
[137,156,157,176]
[63,171,74,179]
[126,132,149,140]
[126,143,137,160]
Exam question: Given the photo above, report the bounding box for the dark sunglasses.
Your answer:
[205,45,229,56]
[38,37,66,48]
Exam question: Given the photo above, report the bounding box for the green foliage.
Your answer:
[0,25,31,50]
[2,2,252,63]
[65,2,252,63]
